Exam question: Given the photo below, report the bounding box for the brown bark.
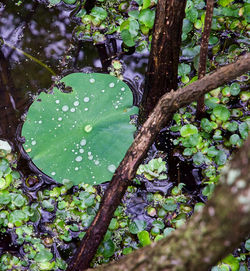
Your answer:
[90,137,250,271]
[196,0,214,118]
[66,53,250,271]
[140,0,187,120]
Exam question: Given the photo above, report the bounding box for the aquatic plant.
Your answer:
[22,73,138,185]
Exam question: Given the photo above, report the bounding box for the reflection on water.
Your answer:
[0,0,148,144]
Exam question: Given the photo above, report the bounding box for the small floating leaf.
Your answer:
[180,124,198,137]
[212,105,230,122]
[22,73,138,185]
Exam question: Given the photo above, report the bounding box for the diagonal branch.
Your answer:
[67,53,250,271]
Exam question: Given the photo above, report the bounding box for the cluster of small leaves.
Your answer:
[48,0,77,7]
[0,147,194,269]
[136,157,167,180]
[74,0,156,51]
[170,79,249,199]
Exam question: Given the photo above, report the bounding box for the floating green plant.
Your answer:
[22,73,138,185]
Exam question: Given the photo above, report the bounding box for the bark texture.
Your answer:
[196,0,214,118]
[67,53,250,271]
[140,0,187,119]
[90,138,250,271]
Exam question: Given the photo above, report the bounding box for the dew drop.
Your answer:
[84,97,90,103]
[108,164,116,173]
[31,140,36,146]
[72,102,79,108]
[88,152,92,155]
[88,155,93,160]
[79,149,84,153]
[89,78,95,83]
[58,117,62,121]
[109,82,115,88]
[101,89,105,93]
[85,124,92,133]
[94,160,100,165]
[75,167,79,171]
[84,108,88,111]
[75,156,82,162]
[51,172,56,176]
[121,87,125,91]
[62,105,69,112]
[56,100,60,104]
[38,120,42,124]
[70,108,76,112]
[80,139,86,146]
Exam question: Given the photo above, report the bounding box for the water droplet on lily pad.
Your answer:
[74,101,79,106]
[89,78,95,83]
[109,82,115,88]
[85,124,92,133]
[80,139,86,146]
[84,97,90,103]
[56,100,60,104]
[62,105,69,112]
[75,156,82,162]
[51,172,56,176]
[108,164,116,173]
[31,140,36,146]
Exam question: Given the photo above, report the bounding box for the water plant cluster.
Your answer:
[60,0,250,54]
[0,141,249,270]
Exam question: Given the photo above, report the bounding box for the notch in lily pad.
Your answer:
[21,73,138,185]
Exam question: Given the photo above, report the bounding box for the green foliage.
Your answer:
[137,158,167,180]
[22,73,138,185]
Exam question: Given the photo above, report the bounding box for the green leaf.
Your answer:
[90,7,107,21]
[245,239,250,251]
[239,122,249,139]
[229,83,241,96]
[48,0,61,5]
[22,73,138,185]
[229,134,240,145]
[138,9,155,29]
[207,146,219,157]
[201,118,214,133]
[163,198,177,212]
[63,0,77,4]
[218,0,234,7]
[142,0,151,9]
[178,63,191,77]
[102,239,115,258]
[222,254,240,271]
[180,124,198,137]
[129,219,147,234]
[34,248,53,263]
[121,29,136,47]
[163,227,175,237]
[186,7,198,23]
[212,105,230,122]
[215,150,227,165]
[137,230,151,246]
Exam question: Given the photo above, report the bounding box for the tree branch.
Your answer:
[89,137,250,271]
[67,53,250,271]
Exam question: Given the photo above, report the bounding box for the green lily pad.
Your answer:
[22,73,138,185]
